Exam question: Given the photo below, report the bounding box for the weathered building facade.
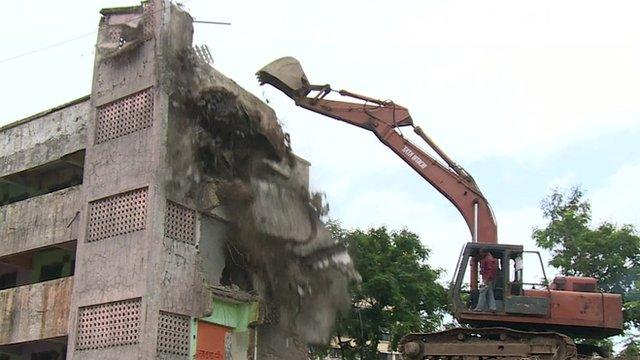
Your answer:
[0,3,258,357]
[0,1,348,359]
[0,90,262,359]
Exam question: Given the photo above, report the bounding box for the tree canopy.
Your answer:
[323,223,448,359]
[532,187,640,329]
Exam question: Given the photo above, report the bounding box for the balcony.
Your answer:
[0,150,84,208]
[0,96,89,179]
[0,277,73,346]
[0,185,81,258]
[0,241,76,291]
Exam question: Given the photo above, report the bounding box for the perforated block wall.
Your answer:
[142,1,156,38]
[95,87,154,143]
[157,312,191,357]
[87,187,148,242]
[165,200,196,245]
[107,26,123,43]
[76,298,142,350]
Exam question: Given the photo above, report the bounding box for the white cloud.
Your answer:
[195,0,640,163]
[334,189,468,278]
[591,163,640,228]
[547,171,577,190]
[496,206,558,281]
[184,0,640,186]
[3,0,639,165]
[332,187,557,282]
[0,0,137,123]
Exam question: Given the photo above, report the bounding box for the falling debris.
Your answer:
[162,7,359,358]
[97,7,152,58]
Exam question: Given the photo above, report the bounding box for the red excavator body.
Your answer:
[451,243,622,339]
[256,57,623,358]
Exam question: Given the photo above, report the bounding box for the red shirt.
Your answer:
[480,253,497,282]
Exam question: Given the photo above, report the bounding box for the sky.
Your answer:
[1,1,639,290]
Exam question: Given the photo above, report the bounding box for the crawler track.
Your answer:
[400,327,578,360]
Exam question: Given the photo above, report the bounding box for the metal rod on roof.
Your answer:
[193,20,231,25]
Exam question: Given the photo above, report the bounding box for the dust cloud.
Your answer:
[162,6,359,358]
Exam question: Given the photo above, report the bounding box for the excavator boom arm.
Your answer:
[297,97,497,244]
[257,57,497,244]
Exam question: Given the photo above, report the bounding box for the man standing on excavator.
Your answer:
[474,249,497,312]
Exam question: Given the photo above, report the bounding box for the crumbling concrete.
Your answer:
[160,6,359,358]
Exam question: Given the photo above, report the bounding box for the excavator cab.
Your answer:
[450,242,622,338]
[452,243,551,320]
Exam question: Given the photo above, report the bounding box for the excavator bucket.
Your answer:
[256,56,311,99]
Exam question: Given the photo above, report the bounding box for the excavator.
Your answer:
[256,57,623,360]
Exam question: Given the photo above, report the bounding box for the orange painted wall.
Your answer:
[195,321,231,360]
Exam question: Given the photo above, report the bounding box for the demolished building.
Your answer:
[0,1,356,359]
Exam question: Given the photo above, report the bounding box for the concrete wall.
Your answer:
[0,99,88,178]
[67,2,193,359]
[0,277,73,345]
[198,216,227,288]
[0,186,81,258]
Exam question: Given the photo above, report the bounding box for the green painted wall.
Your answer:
[200,299,259,331]
[189,298,259,358]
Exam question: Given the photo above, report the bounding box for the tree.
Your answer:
[325,222,448,359]
[620,336,640,359]
[532,187,640,352]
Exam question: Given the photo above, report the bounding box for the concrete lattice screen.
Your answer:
[95,88,154,144]
[75,298,142,350]
[164,200,196,245]
[157,311,191,357]
[86,187,148,242]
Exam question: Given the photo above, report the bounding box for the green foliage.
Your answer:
[532,186,640,329]
[327,222,447,359]
[626,300,640,329]
[620,336,640,358]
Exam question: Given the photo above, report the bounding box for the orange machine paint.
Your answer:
[195,322,231,360]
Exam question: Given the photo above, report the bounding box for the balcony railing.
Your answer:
[0,276,73,345]
[0,185,81,258]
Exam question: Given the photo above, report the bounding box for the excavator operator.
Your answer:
[474,249,497,312]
